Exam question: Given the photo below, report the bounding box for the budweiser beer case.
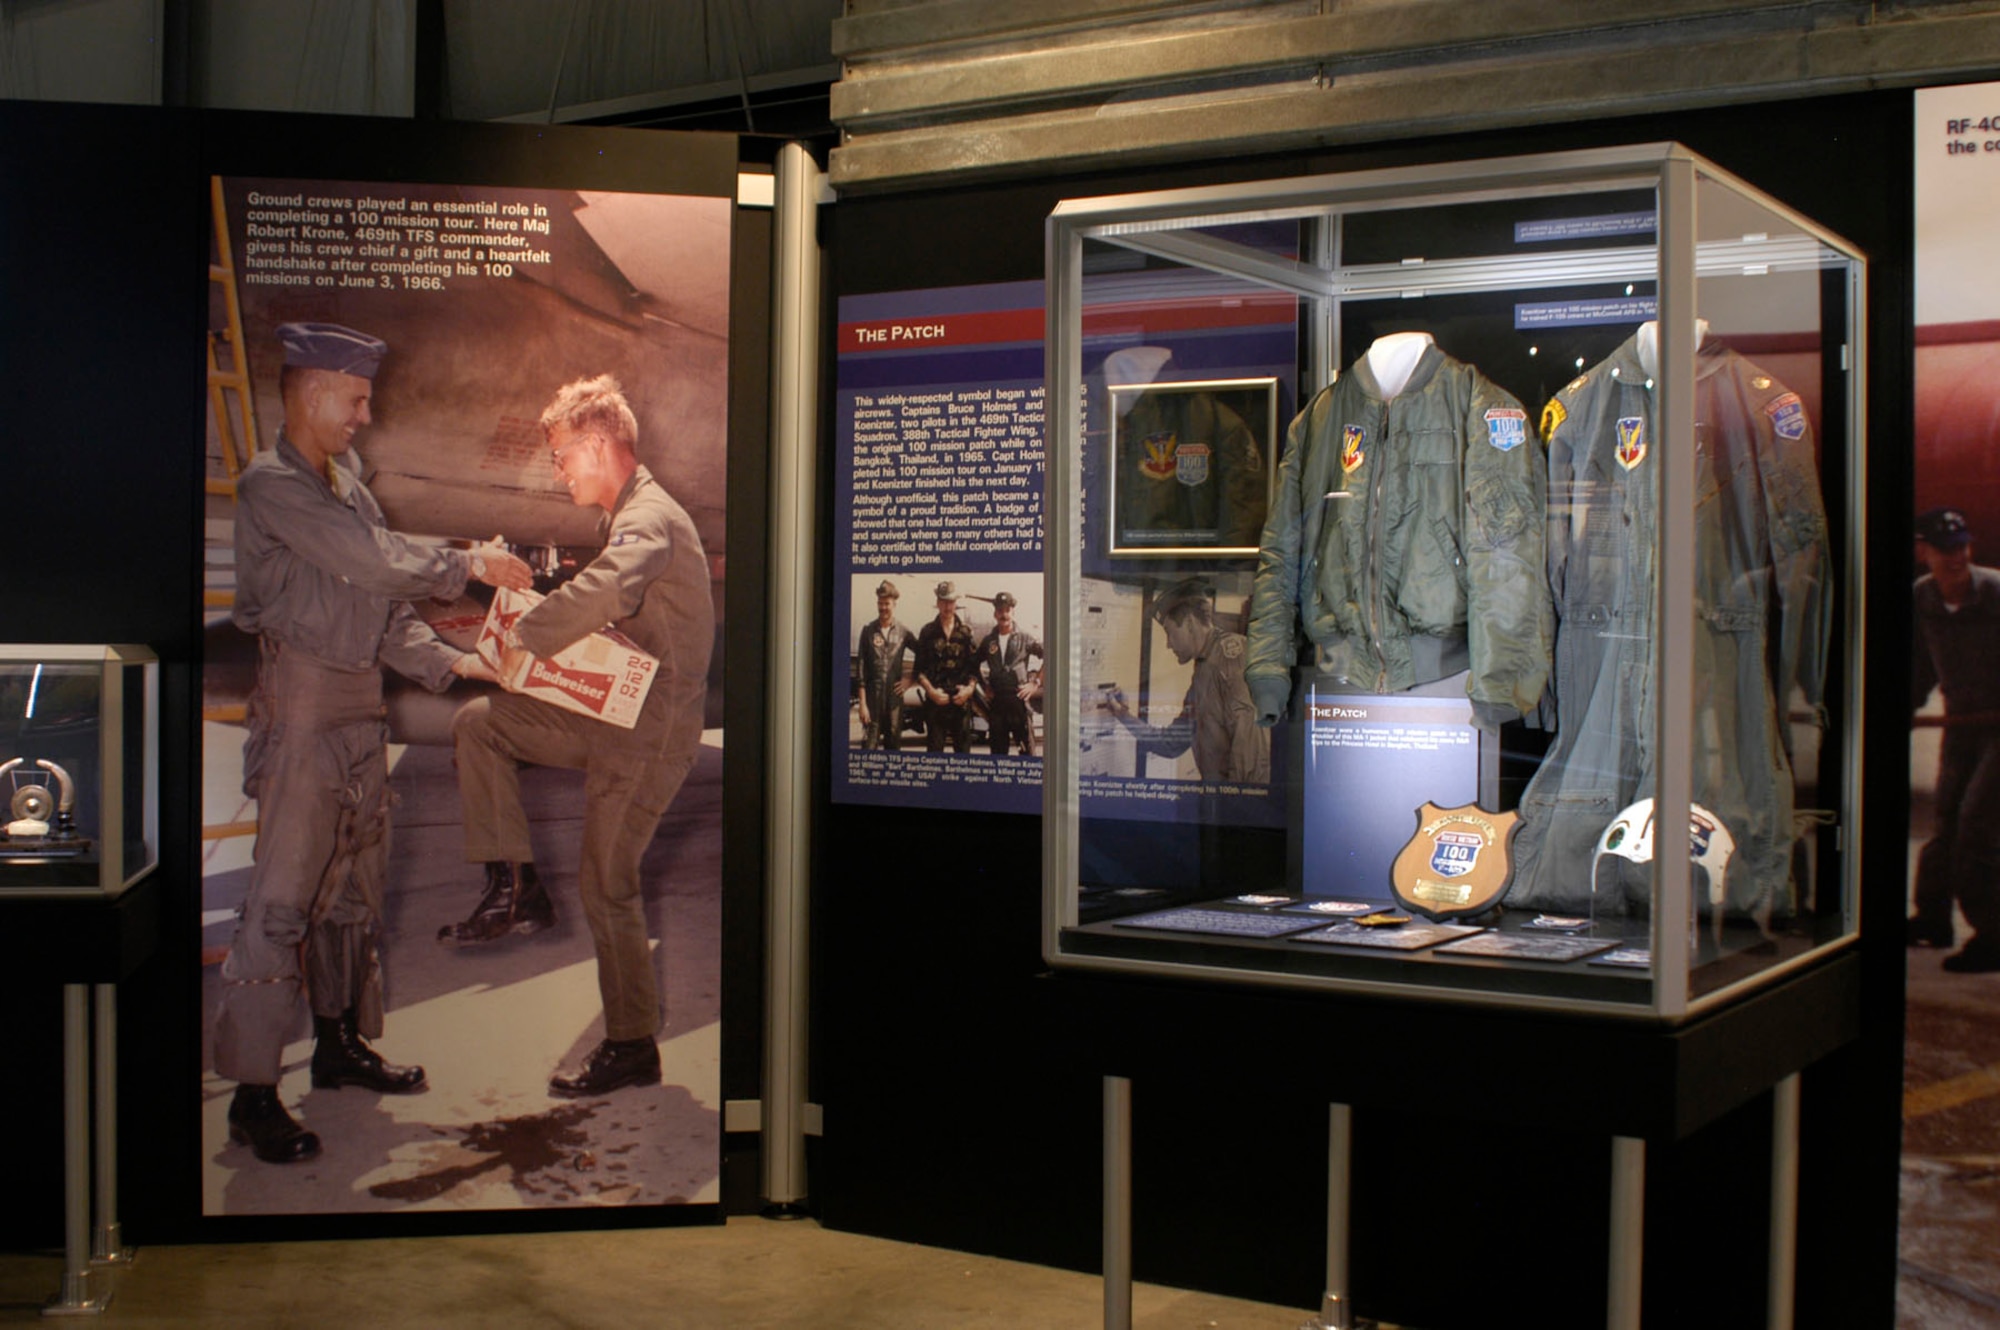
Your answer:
[474,587,657,729]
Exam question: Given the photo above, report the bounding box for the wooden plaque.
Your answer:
[1390,802,1521,921]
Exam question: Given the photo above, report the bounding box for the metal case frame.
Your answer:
[1042,143,1866,1021]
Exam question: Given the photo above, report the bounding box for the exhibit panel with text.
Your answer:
[831,277,1297,820]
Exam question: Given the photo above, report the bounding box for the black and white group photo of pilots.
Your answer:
[1082,573,1270,786]
[200,175,730,1216]
[845,573,1043,756]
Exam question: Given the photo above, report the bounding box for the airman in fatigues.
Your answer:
[856,579,918,749]
[1106,579,1270,784]
[915,581,978,753]
[216,322,531,1164]
[974,590,1044,755]
[447,374,714,1098]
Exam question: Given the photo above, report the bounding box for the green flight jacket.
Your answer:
[1245,343,1551,726]
[1113,389,1268,549]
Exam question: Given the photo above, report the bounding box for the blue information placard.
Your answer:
[1296,688,1481,901]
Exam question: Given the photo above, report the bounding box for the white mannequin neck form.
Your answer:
[1103,345,1174,418]
[1364,331,1434,399]
[1634,318,1710,380]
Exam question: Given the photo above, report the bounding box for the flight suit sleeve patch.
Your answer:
[1766,393,1808,441]
[1485,407,1527,452]
[1539,396,1567,442]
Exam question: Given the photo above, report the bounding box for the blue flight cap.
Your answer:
[1917,507,1972,551]
[277,322,388,378]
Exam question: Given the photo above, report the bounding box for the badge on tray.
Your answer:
[1390,802,1521,921]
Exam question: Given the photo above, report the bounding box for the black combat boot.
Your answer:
[548,1037,662,1098]
[227,1084,321,1164]
[514,862,556,931]
[310,1009,428,1093]
[1943,935,2000,973]
[437,861,556,945]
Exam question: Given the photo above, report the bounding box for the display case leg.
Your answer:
[1768,1073,1800,1330]
[1309,1101,1354,1330]
[1103,1075,1132,1330]
[1607,1135,1644,1330]
[45,984,106,1316]
[89,984,130,1267]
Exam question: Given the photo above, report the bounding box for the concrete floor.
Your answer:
[1897,725,2000,1327]
[198,726,725,1217]
[1897,916,2000,1328]
[0,1218,1320,1329]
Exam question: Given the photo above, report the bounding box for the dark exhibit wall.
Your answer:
[0,102,206,1251]
[0,83,1917,1324]
[819,92,1913,1328]
[0,102,774,1245]
[0,101,205,651]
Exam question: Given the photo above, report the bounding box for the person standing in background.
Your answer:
[1909,507,2000,973]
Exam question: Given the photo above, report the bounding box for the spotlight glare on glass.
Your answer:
[1528,346,1539,356]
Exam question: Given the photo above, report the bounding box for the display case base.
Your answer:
[89,1222,132,1266]
[41,1271,109,1317]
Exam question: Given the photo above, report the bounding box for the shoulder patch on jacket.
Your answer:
[1539,396,1567,442]
[1485,407,1527,452]
[1341,424,1366,473]
[1766,392,1807,441]
[1615,417,1647,470]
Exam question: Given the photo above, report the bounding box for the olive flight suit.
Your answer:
[453,465,713,1042]
[215,430,476,1085]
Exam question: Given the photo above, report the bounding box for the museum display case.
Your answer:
[0,644,158,896]
[1043,144,1865,1019]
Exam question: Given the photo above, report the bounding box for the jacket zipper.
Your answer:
[1366,397,1389,691]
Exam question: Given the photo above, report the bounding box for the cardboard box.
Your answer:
[474,586,656,729]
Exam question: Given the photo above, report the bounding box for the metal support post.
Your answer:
[1769,1073,1801,1329]
[1607,1136,1645,1330]
[89,984,129,1265]
[761,140,824,1215]
[1318,1102,1354,1330]
[46,984,105,1315]
[1104,1076,1132,1330]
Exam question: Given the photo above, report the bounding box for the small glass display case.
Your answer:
[0,644,158,895]
[1042,144,1864,1020]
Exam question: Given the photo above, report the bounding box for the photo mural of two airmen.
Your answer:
[202,176,731,1216]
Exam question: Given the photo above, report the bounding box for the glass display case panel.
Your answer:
[1044,145,1863,1021]
[0,644,158,895]
[1681,169,1857,1003]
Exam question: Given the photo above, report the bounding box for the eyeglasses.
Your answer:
[549,435,595,471]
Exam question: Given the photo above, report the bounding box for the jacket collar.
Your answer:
[1602,333,1730,391]
[1350,338,1443,402]
[273,427,364,500]
[596,463,652,541]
